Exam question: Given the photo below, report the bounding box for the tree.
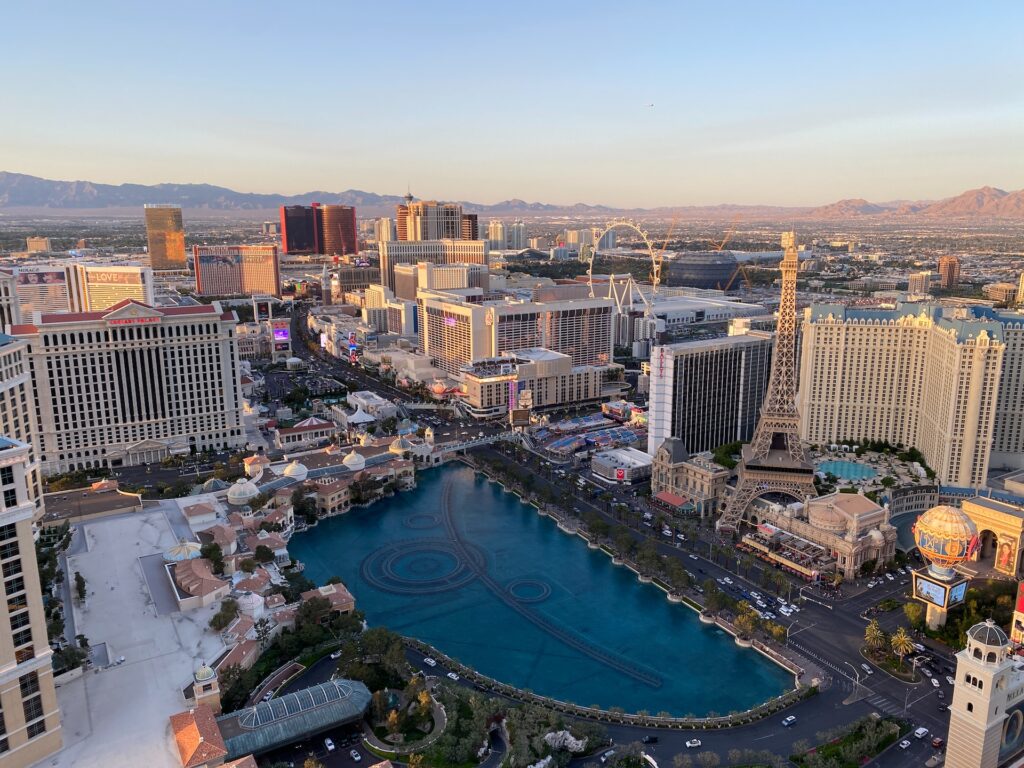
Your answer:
[74,571,87,602]
[255,617,273,649]
[696,752,721,768]
[673,755,693,768]
[303,757,324,768]
[254,545,275,564]
[864,619,886,650]
[891,626,915,667]
[200,543,225,574]
[703,579,725,613]
[386,708,401,735]
[296,596,332,628]
[903,602,926,629]
[239,558,256,574]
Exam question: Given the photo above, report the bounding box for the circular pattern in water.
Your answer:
[403,513,442,530]
[361,538,487,595]
[506,578,552,604]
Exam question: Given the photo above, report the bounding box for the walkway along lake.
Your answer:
[288,464,792,715]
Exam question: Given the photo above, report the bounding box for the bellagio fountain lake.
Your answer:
[288,464,792,715]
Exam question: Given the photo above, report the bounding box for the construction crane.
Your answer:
[651,215,680,285]
[712,216,753,292]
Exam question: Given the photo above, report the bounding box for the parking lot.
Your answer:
[260,723,366,768]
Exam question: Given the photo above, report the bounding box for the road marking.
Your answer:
[752,733,776,741]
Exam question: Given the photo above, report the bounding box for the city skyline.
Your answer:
[2,1,1022,207]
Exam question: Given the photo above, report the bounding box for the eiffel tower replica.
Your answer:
[716,232,816,532]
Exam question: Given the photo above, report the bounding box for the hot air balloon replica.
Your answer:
[912,505,978,628]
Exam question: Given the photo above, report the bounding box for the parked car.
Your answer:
[324,738,336,752]
[946,675,955,686]
[861,663,874,675]
[931,678,940,688]
[350,749,362,761]
[899,740,912,750]
[932,737,945,749]
[447,672,460,681]
[330,650,342,660]
[423,657,437,667]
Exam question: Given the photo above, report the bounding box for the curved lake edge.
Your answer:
[463,459,804,691]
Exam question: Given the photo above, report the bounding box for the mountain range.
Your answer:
[1,172,1022,220]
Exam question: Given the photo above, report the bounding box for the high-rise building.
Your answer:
[261,221,279,236]
[377,240,489,291]
[0,271,21,330]
[908,270,934,295]
[5,265,153,318]
[279,205,322,254]
[67,265,155,311]
[334,266,381,294]
[461,214,478,241]
[799,303,1005,487]
[374,217,395,243]
[193,245,281,297]
[11,300,245,473]
[24,237,52,253]
[1018,273,1024,307]
[507,219,527,251]
[418,290,614,375]
[0,436,63,764]
[320,205,358,256]
[393,261,490,301]
[487,220,506,250]
[937,256,961,290]
[0,336,42,512]
[983,282,1018,305]
[646,326,773,455]
[399,201,463,241]
[968,307,1024,471]
[144,204,186,270]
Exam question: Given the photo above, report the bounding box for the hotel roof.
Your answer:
[169,705,228,768]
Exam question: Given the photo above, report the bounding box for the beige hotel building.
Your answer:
[0,437,62,766]
[799,304,1005,488]
[377,239,489,291]
[11,299,246,473]
[418,288,615,376]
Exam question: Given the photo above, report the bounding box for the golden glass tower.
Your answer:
[144,204,186,270]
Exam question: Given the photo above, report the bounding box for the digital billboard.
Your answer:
[913,573,948,607]
[85,269,142,285]
[274,341,289,351]
[948,581,968,606]
[255,300,272,322]
[273,327,290,341]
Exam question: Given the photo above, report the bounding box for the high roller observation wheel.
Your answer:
[585,219,662,299]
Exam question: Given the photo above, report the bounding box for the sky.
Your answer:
[2,1,1023,208]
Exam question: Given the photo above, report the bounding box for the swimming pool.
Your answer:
[288,464,791,715]
[818,459,877,481]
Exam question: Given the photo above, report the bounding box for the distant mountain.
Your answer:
[1,172,1022,220]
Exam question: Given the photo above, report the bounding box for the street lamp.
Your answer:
[843,661,862,694]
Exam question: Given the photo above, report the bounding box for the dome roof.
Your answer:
[389,435,413,455]
[282,460,308,481]
[807,501,848,534]
[201,477,231,492]
[227,477,261,506]
[195,663,216,683]
[968,619,1009,648]
[287,357,302,365]
[237,591,264,615]
[343,451,366,471]
[164,540,202,562]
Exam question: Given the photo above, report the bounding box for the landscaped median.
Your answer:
[790,714,910,768]
[403,637,815,730]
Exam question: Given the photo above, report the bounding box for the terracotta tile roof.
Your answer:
[301,582,355,612]
[174,559,229,599]
[234,568,271,594]
[169,705,228,768]
[264,594,286,609]
[243,454,271,466]
[244,531,287,553]
[224,757,258,768]
[204,524,236,549]
[183,502,216,519]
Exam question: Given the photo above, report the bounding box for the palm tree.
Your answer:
[864,619,886,651]
[891,627,915,668]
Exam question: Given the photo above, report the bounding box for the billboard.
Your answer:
[255,300,272,322]
[1013,583,1024,645]
[347,330,358,363]
[85,269,142,285]
[912,571,969,609]
[16,268,65,286]
[509,408,531,427]
[274,341,290,351]
[615,468,626,481]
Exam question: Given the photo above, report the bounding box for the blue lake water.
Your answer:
[818,459,877,481]
[288,464,792,715]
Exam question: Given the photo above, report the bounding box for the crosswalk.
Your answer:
[866,694,905,718]
[788,640,850,680]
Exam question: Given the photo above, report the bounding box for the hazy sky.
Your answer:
[3,1,1022,207]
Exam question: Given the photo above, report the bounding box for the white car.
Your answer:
[686,739,702,749]
[330,650,342,660]
[447,671,460,681]
[782,715,797,727]
[779,607,792,617]
[861,663,874,675]
[899,740,912,750]
[423,657,437,667]
[922,668,932,677]
[946,675,955,686]
[324,738,336,752]
[350,749,362,761]
[723,577,733,585]
[931,678,940,688]
[677,533,686,541]
[886,573,895,581]
[662,528,672,537]
[688,555,698,561]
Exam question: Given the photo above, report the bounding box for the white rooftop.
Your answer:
[55,507,227,768]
